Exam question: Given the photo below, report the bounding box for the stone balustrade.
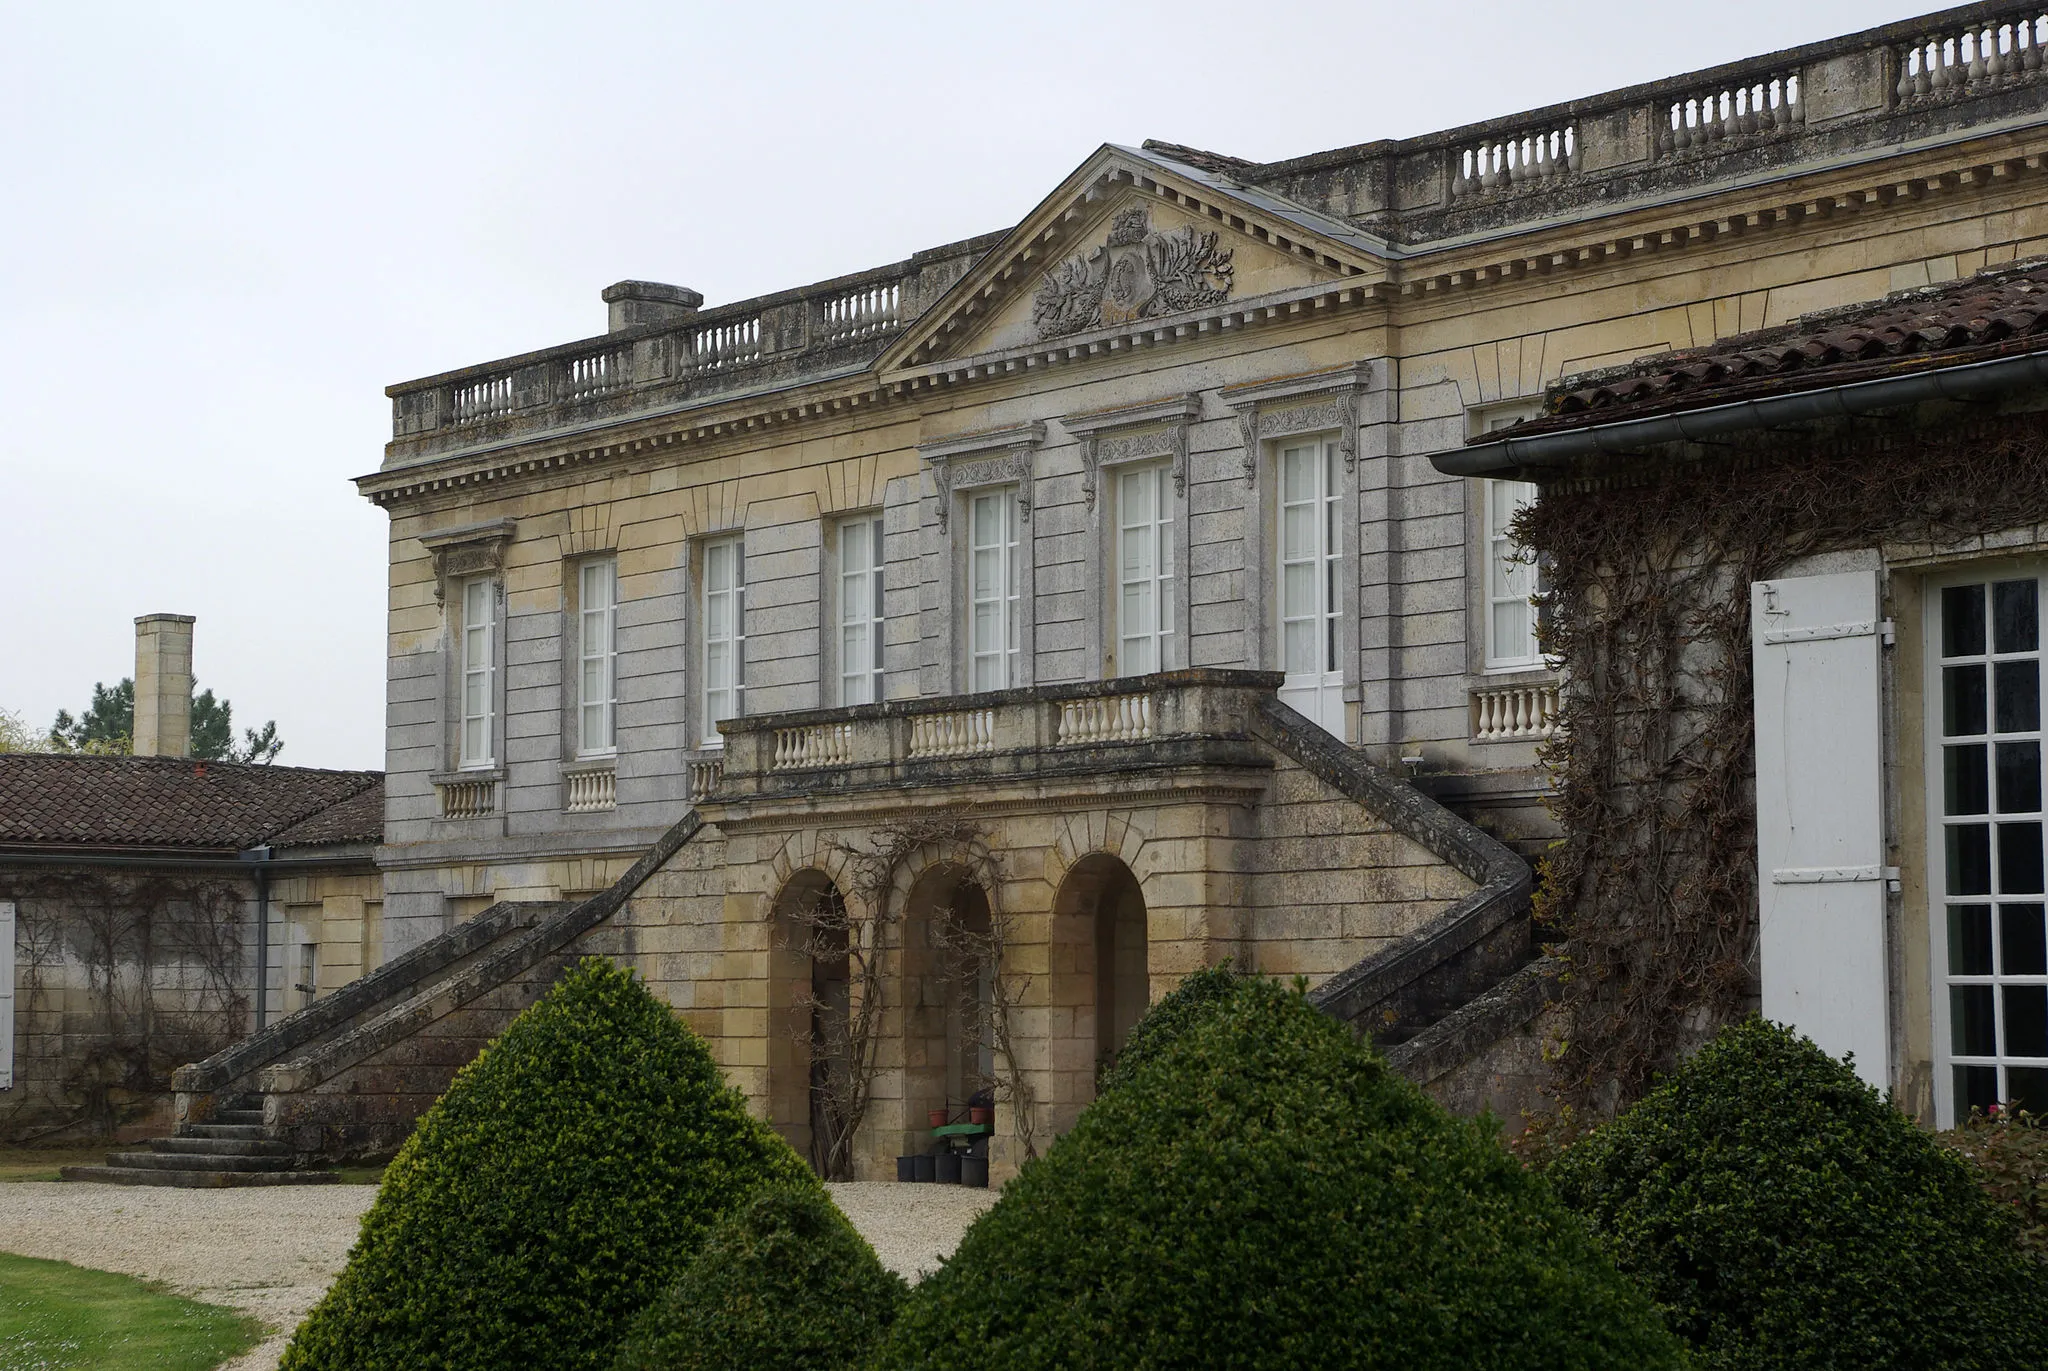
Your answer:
[435,774,498,819]
[1657,71,1802,156]
[562,762,616,812]
[687,756,724,800]
[1451,125,1578,200]
[1898,9,2045,101]
[1470,679,1560,743]
[711,671,1284,798]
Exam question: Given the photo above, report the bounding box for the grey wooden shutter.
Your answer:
[1752,569,1891,1089]
[1,900,15,1091]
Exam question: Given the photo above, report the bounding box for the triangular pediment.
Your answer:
[879,145,1391,373]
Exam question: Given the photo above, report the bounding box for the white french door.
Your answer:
[701,537,744,745]
[839,516,885,705]
[1276,438,1344,737]
[1116,465,1174,676]
[969,489,1021,692]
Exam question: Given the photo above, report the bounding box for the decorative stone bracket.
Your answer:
[419,518,518,604]
[1223,362,1372,486]
[1060,394,1201,510]
[919,422,1046,530]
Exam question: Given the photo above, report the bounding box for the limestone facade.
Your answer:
[348,5,2048,1171]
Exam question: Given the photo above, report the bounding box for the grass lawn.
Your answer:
[0,1251,261,1371]
[0,1150,103,1184]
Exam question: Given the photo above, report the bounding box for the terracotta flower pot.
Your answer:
[928,1108,949,1128]
[969,1106,992,1125]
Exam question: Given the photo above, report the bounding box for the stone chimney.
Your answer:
[602,280,703,333]
[133,614,195,758]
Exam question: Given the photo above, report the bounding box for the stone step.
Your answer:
[173,1122,268,1141]
[148,1136,291,1158]
[105,1150,297,1173]
[215,1109,265,1126]
[60,1165,339,1189]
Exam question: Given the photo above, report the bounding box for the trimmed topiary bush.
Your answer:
[1094,959,1247,1095]
[1549,1016,2048,1370]
[875,976,1682,1370]
[281,957,815,1371]
[612,1186,906,1371]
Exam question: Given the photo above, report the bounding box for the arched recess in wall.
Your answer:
[1047,852,1149,1135]
[765,868,854,1178]
[899,862,998,1137]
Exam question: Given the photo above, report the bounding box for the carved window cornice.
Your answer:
[1061,394,1200,510]
[919,421,1046,528]
[1223,362,1372,486]
[420,518,517,603]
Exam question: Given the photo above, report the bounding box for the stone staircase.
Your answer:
[59,1094,340,1187]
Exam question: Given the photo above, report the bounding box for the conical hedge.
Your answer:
[874,976,1681,1370]
[1549,1016,2048,1369]
[281,957,814,1371]
[613,1185,906,1371]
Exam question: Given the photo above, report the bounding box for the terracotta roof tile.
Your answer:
[1486,260,2048,441]
[0,754,382,852]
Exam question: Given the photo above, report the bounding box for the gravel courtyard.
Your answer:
[0,1179,997,1371]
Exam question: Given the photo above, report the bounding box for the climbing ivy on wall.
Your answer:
[1519,406,2048,1108]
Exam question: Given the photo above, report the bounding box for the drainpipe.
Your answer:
[1430,348,2048,479]
[240,845,274,1031]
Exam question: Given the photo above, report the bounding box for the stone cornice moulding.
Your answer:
[1061,394,1202,508]
[1224,362,1373,485]
[918,421,1047,529]
[419,518,518,603]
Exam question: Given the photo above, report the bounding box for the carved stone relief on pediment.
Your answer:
[1032,207,1235,341]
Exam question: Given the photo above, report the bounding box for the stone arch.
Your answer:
[896,857,1001,1148]
[1046,851,1149,1134]
[764,866,854,1177]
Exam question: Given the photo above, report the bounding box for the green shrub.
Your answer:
[875,978,1681,1370]
[281,957,814,1371]
[1549,1016,2048,1370]
[1094,959,1247,1094]
[613,1186,905,1371]
[1940,1104,2048,1261]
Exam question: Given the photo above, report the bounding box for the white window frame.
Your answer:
[1114,463,1175,677]
[1275,436,1344,732]
[1928,567,2048,1125]
[968,488,1022,692]
[700,536,745,747]
[837,514,886,706]
[577,558,619,756]
[459,577,496,769]
[1484,478,1544,671]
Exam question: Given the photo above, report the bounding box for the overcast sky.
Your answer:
[0,0,1933,770]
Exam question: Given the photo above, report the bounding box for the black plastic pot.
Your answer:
[896,1155,918,1183]
[911,1154,936,1183]
[934,1151,962,1184]
[960,1156,989,1188]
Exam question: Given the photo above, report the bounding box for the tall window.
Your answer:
[701,537,745,746]
[1485,479,1542,668]
[1277,438,1342,734]
[1936,576,2048,1117]
[578,558,618,755]
[1116,465,1174,676]
[969,489,1021,691]
[838,515,885,705]
[459,578,495,768]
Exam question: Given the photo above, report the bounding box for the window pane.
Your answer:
[1946,745,1989,816]
[1282,503,1315,563]
[1995,661,2041,733]
[1281,448,1312,502]
[1283,619,1315,674]
[2004,986,2048,1058]
[1944,584,1987,657]
[1956,1064,1999,1114]
[2002,904,2048,975]
[973,599,999,656]
[1493,599,1532,664]
[582,656,605,705]
[1282,561,1314,621]
[1951,904,1995,975]
[463,716,485,762]
[2000,823,2045,894]
[1995,579,2038,653]
[2008,1066,2048,1113]
[1997,741,2042,814]
[1953,984,1998,1056]
[1945,666,1988,736]
[1949,825,1993,896]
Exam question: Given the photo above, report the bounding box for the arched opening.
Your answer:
[1048,854,1148,1131]
[901,866,999,1139]
[767,870,854,1177]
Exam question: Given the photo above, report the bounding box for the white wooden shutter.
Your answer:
[1,900,15,1091]
[1752,569,1890,1088]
